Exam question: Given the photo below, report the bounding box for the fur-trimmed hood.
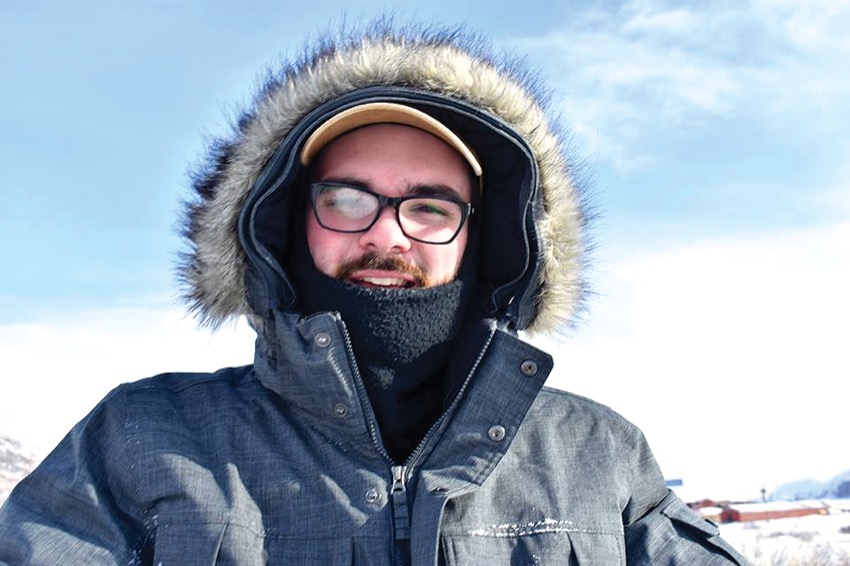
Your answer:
[180,21,591,337]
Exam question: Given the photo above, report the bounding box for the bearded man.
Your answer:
[0,22,746,565]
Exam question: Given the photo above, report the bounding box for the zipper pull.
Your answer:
[390,465,411,540]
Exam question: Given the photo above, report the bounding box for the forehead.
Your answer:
[312,123,474,200]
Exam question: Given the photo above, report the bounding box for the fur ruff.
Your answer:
[179,21,592,338]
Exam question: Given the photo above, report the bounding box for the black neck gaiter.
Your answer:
[292,248,475,463]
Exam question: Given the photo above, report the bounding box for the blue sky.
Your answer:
[2,1,848,501]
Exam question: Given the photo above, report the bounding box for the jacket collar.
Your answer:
[253,309,554,475]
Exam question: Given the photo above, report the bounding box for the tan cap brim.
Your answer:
[299,102,482,177]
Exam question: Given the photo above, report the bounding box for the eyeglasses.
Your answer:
[309,182,474,245]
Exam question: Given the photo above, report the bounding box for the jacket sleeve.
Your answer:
[0,391,145,565]
[619,426,748,565]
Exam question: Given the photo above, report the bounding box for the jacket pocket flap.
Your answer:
[660,493,720,536]
[151,522,266,565]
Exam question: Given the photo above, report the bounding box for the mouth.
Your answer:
[347,270,420,289]
[336,254,429,288]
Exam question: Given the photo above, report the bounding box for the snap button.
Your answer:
[520,360,538,376]
[315,332,331,348]
[365,488,381,503]
[333,403,348,417]
[487,425,507,442]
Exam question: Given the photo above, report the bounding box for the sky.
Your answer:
[2,0,848,503]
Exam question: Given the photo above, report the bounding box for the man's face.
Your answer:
[306,123,473,288]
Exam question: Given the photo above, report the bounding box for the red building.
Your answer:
[719,501,828,523]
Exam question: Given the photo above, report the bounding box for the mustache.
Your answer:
[335,253,430,286]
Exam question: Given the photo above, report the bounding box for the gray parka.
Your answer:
[0,23,747,565]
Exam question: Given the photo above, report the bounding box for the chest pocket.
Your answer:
[146,521,366,565]
[145,521,266,565]
[441,530,625,565]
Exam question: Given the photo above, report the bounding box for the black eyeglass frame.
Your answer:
[308,181,475,245]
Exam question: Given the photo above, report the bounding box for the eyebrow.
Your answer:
[408,184,466,200]
[319,176,468,201]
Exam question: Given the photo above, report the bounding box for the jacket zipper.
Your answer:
[331,317,414,564]
[338,323,411,562]
[390,465,411,541]
[337,317,394,463]
[338,318,496,562]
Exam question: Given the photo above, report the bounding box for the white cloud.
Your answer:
[0,306,255,455]
[753,0,850,52]
[534,219,850,500]
[621,6,698,36]
[812,185,850,218]
[510,1,850,170]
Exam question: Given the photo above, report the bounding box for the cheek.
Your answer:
[305,214,340,276]
[424,230,468,283]
[453,229,469,271]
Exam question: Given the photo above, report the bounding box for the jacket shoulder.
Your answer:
[532,385,645,437]
[98,365,255,409]
[110,364,255,395]
[524,386,668,519]
[76,365,259,453]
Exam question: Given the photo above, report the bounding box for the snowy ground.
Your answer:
[720,501,850,565]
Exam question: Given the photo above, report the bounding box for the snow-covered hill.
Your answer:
[772,469,850,501]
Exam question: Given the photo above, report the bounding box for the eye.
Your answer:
[315,192,338,208]
[401,197,462,226]
[409,201,450,216]
[316,186,376,220]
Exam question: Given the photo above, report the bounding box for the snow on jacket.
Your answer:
[0,22,747,565]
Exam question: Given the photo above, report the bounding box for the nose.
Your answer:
[358,206,411,253]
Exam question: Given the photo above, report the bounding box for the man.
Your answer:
[0,23,747,565]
